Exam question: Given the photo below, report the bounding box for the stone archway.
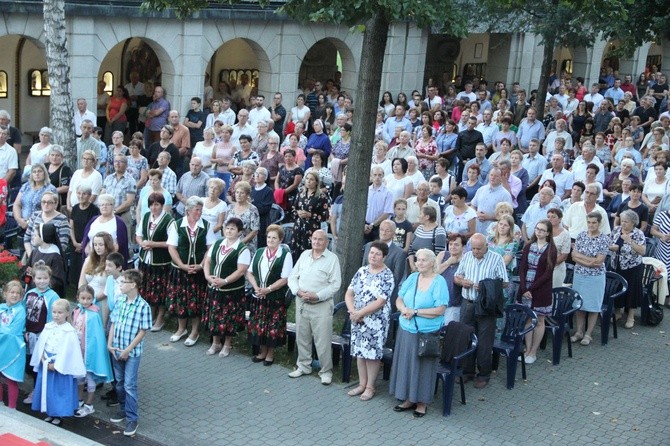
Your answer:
[299,37,357,97]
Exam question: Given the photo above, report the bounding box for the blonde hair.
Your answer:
[3,280,22,298]
[52,298,71,316]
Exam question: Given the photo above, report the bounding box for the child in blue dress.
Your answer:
[22,264,60,405]
[30,299,86,426]
[0,280,26,409]
[72,285,113,418]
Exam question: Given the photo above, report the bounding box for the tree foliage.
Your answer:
[605,0,670,57]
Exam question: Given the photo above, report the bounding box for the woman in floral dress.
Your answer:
[166,197,216,347]
[202,217,250,358]
[344,241,394,401]
[414,125,438,180]
[290,172,330,262]
[226,181,260,254]
[246,224,293,366]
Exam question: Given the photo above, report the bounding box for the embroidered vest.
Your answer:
[174,218,209,266]
[208,239,247,290]
[251,246,289,300]
[139,212,173,265]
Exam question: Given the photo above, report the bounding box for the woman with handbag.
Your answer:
[389,248,448,418]
[344,241,394,402]
[609,210,646,329]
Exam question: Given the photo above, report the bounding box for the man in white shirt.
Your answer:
[456,81,477,103]
[423,86,443,111]
[219,98,236,126]
[0,127,18,184]
[231,109,257,142]
[74,98,97,138]
[539,153,574,200]
[542,119,573,155]
[475,109,498,152]
[571,144,605,183]
[248,95,271,127]
[584,83,604,108]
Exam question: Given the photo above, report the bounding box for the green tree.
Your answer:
[605,0,670,57]
[475,0,628,119]
[141,0,468,295]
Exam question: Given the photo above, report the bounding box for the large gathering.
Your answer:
[1,64,670,437]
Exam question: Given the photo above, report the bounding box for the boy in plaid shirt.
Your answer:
[107,269,151,437]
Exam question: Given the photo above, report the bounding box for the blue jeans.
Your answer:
[112,354,141,422]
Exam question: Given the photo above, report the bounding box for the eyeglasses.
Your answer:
[535,228,547,233]
[41,200,56,205]
[83,157,95,161]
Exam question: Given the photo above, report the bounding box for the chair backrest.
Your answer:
[269,203,285,225]
[604,271,628,302]
[551,287,583,318]
[281,222,294,246]
[384,312,401,349]
[333,301,351,337]
[500,304,537,343]
[645,238,658,258]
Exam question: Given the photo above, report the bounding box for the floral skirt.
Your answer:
[202,287,246,337]
[247,294,287,348]
[138,263,171,306]
[166,267,207,318]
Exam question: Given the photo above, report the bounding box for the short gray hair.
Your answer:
[185,196,204,212]
[97,193,115,205]
[619,209,639,226]
[40,126,52,135]
[49,145,64,156]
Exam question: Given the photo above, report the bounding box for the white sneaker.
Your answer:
[320,374,332,385]
[288,369,308,378]
[23,391,34,405]
[74,404,95,418]
[524,356,537,364]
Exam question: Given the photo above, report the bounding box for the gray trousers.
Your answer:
[460,300,496,380]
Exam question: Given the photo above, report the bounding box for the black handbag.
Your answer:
[646,303,664,326]
[412,277,442,358]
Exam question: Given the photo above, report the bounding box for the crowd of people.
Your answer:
[1,65,669,430]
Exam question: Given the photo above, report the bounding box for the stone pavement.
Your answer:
[83,320,669,446]
[14,319,670,445]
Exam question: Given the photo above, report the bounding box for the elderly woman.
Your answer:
[67,150,103,214]
[202,217,250,357]
[126,138,149,190]
[23,190,70,257]
[201,177,228,240]
[228,160,256,203]
[275,149,304,210]
[609,210,646,329]
[167,196,216,346]
[390,248,448,417]
[344,241,394,401]
[518,219,557,364]
[81,193,130,262]
[13,164,58,231]
[246,224,293,365]
[408,206,446,273]
[251,120,270,157]
[604,158,639,200]
[642,162,668,214]
[548,208,571,287]
[260,134,282,185]
[405,156,425,190]
[331,122,351,182]
[281,132,307,167]
[414,125,438,179]
[106,131,128,177]
[251,167,274,248]
[136,192,174,332]
[67,185,99,283]
[43,145,72,210]
[136,169,173,223]
[290,171,330,261]
[570,212,610,346]
[227,181,260,254]
[25,127,53,173]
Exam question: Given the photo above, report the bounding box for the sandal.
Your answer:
[347,385,365,397]
[570,332,584,343]
[206,344,223,356]
[360,386,375,401]
[580,334,592,346]
[51,418,62,426]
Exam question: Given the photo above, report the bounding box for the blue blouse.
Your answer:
[19,183,58,219]
[398,272,449,333]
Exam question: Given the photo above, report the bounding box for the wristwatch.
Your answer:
[414,309,419,316]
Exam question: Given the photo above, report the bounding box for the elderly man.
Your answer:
[0,127,18,184]
[365,167,394,242]
[231,108,257,141]
[521,186,555,243]
[571,144,605,183]
[521,139,547,198]
[101,154,137,232]
[174,157,209,218]
[406,181,442,229]
[330,114,348,145]
[539,153,574,200]
[516,107,545,152]
[156,151,178,196]
[563,182,611,239]
[145,86,170,144]
[362,220,406,305]
[288,230,342,385]
[383,105,412,143]
[76,120,101,169]
[455,233,509,389]
[386,131,415,160]
[281,121,307,149]
[542,119,573,156]
[633,96,659,134]
[471,167,513,234]
[74,98,97,138]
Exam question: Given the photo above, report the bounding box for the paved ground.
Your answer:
[14,316,667,446]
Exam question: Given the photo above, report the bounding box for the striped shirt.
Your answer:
[109,294,152,357]
[455,250,509,301]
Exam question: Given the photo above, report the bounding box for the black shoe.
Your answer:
[110,411,126,423]
[263,359,274,366]
[393,403,417,412]
[251,356,265,363]
[106,397,120,407]
[413,409,426,418]
[101,388,117,400]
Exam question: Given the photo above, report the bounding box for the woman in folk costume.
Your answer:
[71,285,114,418]
[0,280,27,409]
[30,299,86,426]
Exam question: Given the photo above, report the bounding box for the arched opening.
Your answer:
[647,42,663,74]
[299,38,356,98]
[97,37,165,135]
[0,34,48,135]
[601,40,620,81]
[423,34,461,92]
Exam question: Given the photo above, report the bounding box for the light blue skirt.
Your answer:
[572,271,605,313]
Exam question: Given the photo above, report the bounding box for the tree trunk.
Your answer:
[535,35,555,123]
[336,11,389,299]
[43,0,76,168]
